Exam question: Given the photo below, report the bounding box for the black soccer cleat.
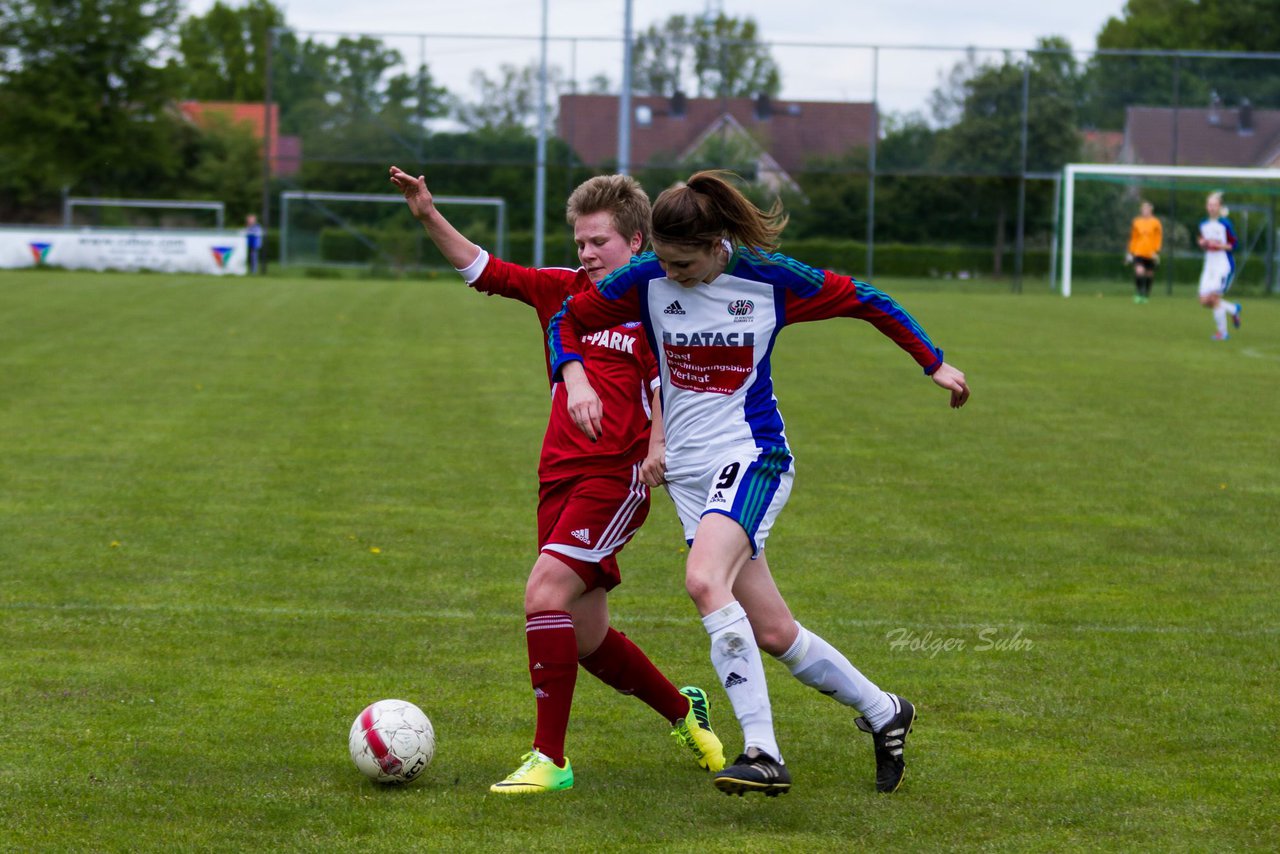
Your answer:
[856,694,915,793]
[712,747,792,797]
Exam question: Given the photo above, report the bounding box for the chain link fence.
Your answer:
[264,29,1280,292]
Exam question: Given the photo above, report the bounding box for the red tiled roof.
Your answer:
[1122,105,1280,167]
[557,94,877,176]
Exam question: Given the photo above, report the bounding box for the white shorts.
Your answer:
[663,446,794,556]
[1199,258,1234,296]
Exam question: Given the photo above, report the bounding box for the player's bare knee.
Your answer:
[684,571,722,611]
[752,623,793,657]
[524,560,577,612]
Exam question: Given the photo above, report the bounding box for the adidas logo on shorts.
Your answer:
[571,528,591,544]
[710,491,726,503]
[724,672,748,689]
[663,300,686,315]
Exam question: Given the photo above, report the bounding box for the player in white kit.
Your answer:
[549,170,969,797]
[1197,192,1242,340]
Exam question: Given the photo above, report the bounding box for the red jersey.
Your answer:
[471,255,659,482]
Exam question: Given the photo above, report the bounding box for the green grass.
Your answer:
[1,270,1277,851]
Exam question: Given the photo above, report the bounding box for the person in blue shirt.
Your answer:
[245,214,264,274]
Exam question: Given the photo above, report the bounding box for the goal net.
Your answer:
[278,191,506,273]
[1059,164,1280,297]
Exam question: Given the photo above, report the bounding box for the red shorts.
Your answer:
[537,463,650,592]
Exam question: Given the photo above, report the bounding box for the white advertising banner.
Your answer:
[0,227,248,275]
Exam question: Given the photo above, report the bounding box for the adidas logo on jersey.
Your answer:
[709,491,726,503]
[571,528,591,544]
[724,672,748,689]
[663,300,686,315]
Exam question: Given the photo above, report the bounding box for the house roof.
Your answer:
[557,94,877,176]
[178,101,300,176]
[1122,105,1280,168]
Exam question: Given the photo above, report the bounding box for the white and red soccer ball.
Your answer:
[348,699,435,784]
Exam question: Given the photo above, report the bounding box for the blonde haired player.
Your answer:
[1197,192,1242,340]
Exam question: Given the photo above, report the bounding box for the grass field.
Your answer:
[1,270,1277,851]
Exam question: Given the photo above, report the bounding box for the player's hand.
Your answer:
[1125,252,1133,264]
[564,367,604,441]
[388,166,435,222]
[639,443,667,487]
[931,362,970,409]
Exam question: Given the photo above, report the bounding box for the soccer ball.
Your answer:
[348,699,435,784]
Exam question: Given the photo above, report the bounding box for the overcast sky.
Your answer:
[185,0,1130,115]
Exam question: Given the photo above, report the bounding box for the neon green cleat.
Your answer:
[489,750,574,795]
[671,686,725,772]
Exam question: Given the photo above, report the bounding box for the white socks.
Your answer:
[703,601,779,760]
[1213,304,1229,336]
[776,622,895,732]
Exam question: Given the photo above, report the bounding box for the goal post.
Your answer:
[63,197,226,229]
[1059,163,1280,297]
[278,191,506,271]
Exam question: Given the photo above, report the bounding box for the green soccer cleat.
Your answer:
[670,686,725,772]
[489,750,574,795]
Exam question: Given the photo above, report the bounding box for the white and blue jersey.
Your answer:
[1199,217,1237,295]
[547,248,944,551]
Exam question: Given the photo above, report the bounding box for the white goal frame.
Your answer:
[1059,163,1280,297]
[278,191,507,268]
[63,196,226,229]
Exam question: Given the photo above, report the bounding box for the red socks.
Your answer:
[526,617,690,764]
[525,611,578,765]
[579,627,688,724]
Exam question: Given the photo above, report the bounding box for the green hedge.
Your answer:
[311,228,1272,290]
[782,238,1273,287]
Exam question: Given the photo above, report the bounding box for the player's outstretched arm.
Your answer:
[931,362,970,409]
[388,165,481,270]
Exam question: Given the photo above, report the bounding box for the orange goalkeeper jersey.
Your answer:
[1128,215,1163,258]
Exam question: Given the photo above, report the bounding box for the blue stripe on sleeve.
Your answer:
[854,280,940,351]
[547,297,582,380]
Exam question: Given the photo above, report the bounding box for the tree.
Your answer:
[178,112,264,220]
[270,33,448,188]
[453,62,566,132]
[174,0,283,101]
[0,0,184,212]
[632,13,780,98]
[1082,0,1280,127]
[928,39,1083,269]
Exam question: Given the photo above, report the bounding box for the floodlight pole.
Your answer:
[533,0,549,267]
[866,46,878,280]
[618,0,634,175]
[262,27,276,273]
[1014,60,1030,294]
